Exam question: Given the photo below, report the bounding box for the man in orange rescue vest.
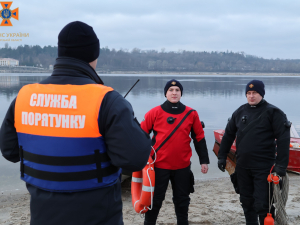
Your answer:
[0,21,152,225]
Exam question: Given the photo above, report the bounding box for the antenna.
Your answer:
[124,79,140,98]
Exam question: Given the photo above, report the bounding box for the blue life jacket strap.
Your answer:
[22,149,111,166]
[94,150,103,183]
[23,164,119,182]
[20,146,24,178]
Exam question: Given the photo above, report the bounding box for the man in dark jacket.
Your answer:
[0,21,152,225]
[217,80,290,225]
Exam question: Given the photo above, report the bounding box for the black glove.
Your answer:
[273,164,286,177]
[218,158,226,172]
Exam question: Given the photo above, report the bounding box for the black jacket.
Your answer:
[218,99,290,169]
[0,57,152,225]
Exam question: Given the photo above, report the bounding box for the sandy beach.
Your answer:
[0,173,299,225]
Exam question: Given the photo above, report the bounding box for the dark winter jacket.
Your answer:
[0,57,152,225]
[218,99,290,169]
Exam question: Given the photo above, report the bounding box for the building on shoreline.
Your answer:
[0,58,19,66]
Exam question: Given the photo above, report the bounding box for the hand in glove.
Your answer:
[273,164,286,177]
[218,158,226,172]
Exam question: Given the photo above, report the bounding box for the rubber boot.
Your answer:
[144,199,163,225]
[259,215,264,225]
[240,196,258,225]
[175,205,189,225]
[144,210,159,225]
[177,220,189,225]
[144,221,156,225]
[243,208,259,224]
[246,222,259,225]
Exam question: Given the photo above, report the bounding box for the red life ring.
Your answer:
[131,157,155,214]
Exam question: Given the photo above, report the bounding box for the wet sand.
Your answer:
[1,174,299,225]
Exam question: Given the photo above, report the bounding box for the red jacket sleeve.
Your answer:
[191,111,205,142]
[141,108,156,134]
[191,111,210,164]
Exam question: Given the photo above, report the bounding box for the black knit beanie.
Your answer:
[58,21,100,63]
[164,79,183,96]
[245,80,265,98]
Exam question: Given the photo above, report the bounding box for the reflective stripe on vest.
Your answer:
[14,83,121,192]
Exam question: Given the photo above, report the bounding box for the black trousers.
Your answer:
[236,165,274,225]
[27,180,123,225]
[144,165,191,225]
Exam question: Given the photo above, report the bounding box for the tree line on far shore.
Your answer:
[1,44,300,73]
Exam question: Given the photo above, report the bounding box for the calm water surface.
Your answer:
[0,74,299,192]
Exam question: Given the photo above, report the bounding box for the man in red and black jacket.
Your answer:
[141,79,210,225]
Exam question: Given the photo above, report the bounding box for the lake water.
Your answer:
[0,74,299,193]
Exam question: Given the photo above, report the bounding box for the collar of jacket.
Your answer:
[247,98,266,109]
[161,100,186,114]
[52,57,104,84]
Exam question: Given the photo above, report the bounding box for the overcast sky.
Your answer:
[1,0,300,59]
